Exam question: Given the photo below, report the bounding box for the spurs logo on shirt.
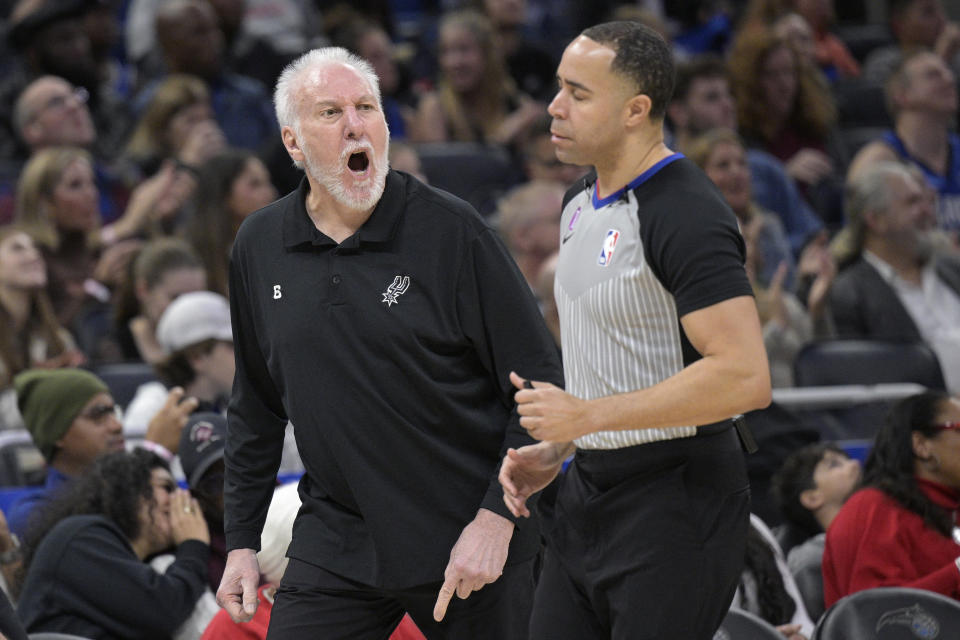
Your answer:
[381,275,410,307]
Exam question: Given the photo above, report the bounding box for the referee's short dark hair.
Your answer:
[581,20,676,120]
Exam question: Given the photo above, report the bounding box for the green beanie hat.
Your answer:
[14,368,110,462]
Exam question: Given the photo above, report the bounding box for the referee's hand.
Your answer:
[510,371,592,442]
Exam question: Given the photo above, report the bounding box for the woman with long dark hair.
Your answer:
[822,391,960,607]
[184,151,276,296]
[16,448,210,638]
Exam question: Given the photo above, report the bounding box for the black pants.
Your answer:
[267,556,535,640]
[530,427,750,640]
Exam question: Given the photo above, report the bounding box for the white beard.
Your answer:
[304,138,390,212]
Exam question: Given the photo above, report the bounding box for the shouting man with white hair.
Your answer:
[216,47,562,639]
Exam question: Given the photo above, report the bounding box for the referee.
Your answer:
[500,22,772,640]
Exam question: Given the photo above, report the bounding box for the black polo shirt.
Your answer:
[225,170,563,589]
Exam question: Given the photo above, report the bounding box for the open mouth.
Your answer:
[348,151,370,173]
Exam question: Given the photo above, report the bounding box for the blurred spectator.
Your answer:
[410,9,543,153]
[123,74,228,184]
[2,75,134,227]
[387,141,428,183]
[532,251,559,347]
[334,18,417,139]
[521,114,590,188]
[688,128,796,289]
[822,391,960,607]
[82,0,137,102]
[205,0,297,90]
[13,146,173,327]
[0,225,84,430]
[16,448,210,637]
[667,56,823,254]
[124,291,233,436]
[125,0,323,80]
[741,0,860,80]
[728,27,844,226]
[688,128,835,387]
[200,481,426,639]
[495,180,563,288]
[731,514,814,638]
[847,51,960,234]
[5,368,123,535]
[136,0,277,153]
[862,0,960,85]
[0,507,24,603]
[480,0,557,101]
[1,0,132,162]
[178,413,228,591]
[830,161,960,391]
[111,237,208,364]
[771,442,861,620]
[773,12,817,69]
[184,150,277,296]
[143,413,229,640]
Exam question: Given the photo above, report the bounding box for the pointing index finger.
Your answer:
[433,576,457,622]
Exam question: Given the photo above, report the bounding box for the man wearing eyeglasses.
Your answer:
[2,75,127,226]
[5,368,192,538]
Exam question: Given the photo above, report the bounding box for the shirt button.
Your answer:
[331,274,341,285]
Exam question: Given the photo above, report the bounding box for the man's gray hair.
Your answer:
[844,161,918,255]
[274,47,382,133]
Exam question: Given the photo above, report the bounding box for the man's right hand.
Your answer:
[499,441,572,518]
[217,548,261,622]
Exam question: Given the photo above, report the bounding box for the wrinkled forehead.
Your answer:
[299,63,376,103]
[23,77,73,111]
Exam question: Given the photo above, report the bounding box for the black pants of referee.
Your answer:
[530,425,750,640]
[266,555,535,640]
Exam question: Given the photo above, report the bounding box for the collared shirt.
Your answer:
[225,170,562,588]
[863,250,960,392]
[557,157,752,449]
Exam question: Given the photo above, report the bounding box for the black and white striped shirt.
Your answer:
[556,155,752,449]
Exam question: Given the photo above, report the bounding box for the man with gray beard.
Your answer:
[216,47,562,639]
[831,161,960,391]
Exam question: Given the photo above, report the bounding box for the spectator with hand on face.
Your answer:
[16,448,210,638]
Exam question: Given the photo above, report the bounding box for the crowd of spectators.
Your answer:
[1,0,960,638]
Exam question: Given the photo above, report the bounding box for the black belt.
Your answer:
[697,415,758,454]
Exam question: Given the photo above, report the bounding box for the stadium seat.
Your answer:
[92,362,158,410]
[413,142,518,217]
[794,340,945,389]
[812,587,960,639]
[793,340,944,440]
[713,608,784,640]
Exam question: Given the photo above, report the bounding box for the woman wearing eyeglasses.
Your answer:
[822,391,960,608]
[16,449,210,639]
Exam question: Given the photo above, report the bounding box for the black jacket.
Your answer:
[17,515,209,639]
[830,255,960,341]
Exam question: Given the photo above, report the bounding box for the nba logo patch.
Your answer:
[598,229,621,266]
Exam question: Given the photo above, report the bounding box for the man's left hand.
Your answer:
[510,371,593,442]
[433,508,514,622]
